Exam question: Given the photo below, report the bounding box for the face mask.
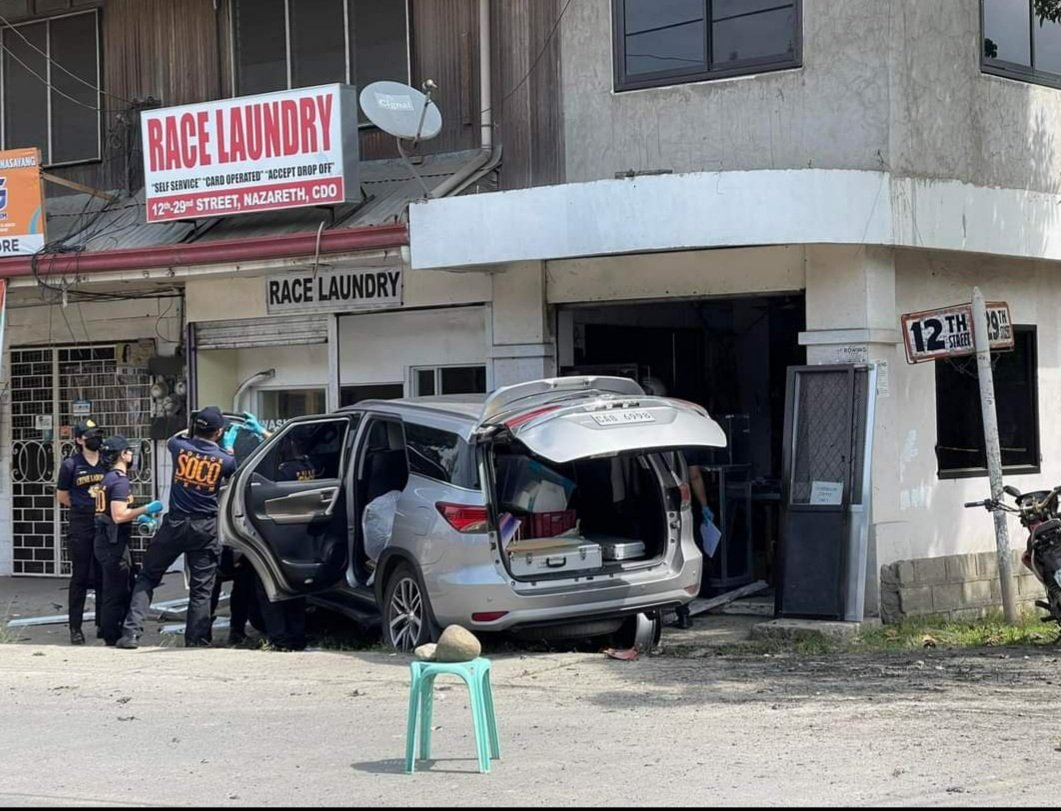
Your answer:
[84,436,102,452]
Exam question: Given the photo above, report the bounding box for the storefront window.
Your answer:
[411,365,487,397]
[257,388,327,433]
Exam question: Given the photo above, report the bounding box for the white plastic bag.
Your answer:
[363,490,402,564]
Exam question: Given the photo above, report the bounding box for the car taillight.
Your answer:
[504,405,561,431]
[437,503,490,533]
[472,611,509,623]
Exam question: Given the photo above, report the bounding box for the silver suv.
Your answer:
[219,377,726,652]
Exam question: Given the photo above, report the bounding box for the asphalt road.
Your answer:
[1,641,1060,806]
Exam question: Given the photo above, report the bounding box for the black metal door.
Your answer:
[777,366,857,619]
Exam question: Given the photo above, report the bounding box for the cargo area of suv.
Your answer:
[489,440,677,580]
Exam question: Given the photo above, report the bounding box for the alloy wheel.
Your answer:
[388,576,424,653]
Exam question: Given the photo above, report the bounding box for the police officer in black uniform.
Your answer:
[56,419,106,645]
[117,406,237,649]
[93,435,163,646]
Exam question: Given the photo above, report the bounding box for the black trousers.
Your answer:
[67,510,102,633]
[253,574,306,651]
[93,519,133,646]
[210,549,262,642]
[123,514,220,646]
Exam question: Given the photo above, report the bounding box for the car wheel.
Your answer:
[613,611,663,651]
[382,563,436,653]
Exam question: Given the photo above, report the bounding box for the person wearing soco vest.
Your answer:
[117,407,238,649]
[56,419,107,645]
[93,436,164,646]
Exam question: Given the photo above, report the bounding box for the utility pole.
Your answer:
[971,287,1019,624]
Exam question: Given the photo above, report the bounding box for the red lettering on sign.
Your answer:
[179,113,196,168]
[147,118,164,172]
[316,94,333,151]
[281,100,299,155]
[164,116,181,171]
[263,102,281,159]
[228,108,246,162]
[299,98,318,153]
[197,111,212,166]
[245,103,263,161]
[215,109,229,163]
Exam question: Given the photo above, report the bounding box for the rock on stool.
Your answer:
[404,657,500,774]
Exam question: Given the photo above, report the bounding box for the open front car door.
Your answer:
[220,415,357,600]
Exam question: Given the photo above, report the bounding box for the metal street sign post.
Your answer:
[901,292,1018,624]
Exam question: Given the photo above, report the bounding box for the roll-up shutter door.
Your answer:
[194,316,329,350]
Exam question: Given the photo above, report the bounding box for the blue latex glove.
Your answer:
[241,412,266,438]
[220,424,239,453]
[134,514,156,527]
[143,500,164,516]
[702,505,715,526]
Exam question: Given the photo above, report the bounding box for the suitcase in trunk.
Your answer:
[507,537,602,576]
[595,538,646,561]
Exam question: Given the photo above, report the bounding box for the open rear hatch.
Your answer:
[479,377,727,581]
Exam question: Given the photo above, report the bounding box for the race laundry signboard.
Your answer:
[0,148,46,256]
[901,301,1014,363]
[266,267,403,315]
[141,84,360,223]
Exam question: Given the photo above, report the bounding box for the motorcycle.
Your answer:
[965,485,1061,626]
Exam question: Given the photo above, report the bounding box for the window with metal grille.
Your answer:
[935,325,1040,477]
[232,0,409,122]
[613,0,801,92]
[1,7,101,165]
[982,0,1061,88]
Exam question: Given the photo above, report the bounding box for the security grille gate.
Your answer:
[9,345,156,576]
[777,364,876,621]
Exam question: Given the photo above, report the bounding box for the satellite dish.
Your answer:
[360,81,442,141]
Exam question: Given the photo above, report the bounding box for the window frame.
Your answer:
[0,6,102,167]
[409,364,488,398]
[255,385,329,433]
[229,0,412,120]
[255,415,354,484]
[935,325,1041,480]
[981,0,1061,90]
[612,0,803,93]
[402,418,480,491]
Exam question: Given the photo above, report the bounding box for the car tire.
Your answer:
[381,562,437,653]
[612,611,663,651]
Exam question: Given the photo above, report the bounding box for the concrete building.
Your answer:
[411,0,1061,621]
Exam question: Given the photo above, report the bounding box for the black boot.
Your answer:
[70,628,86,645]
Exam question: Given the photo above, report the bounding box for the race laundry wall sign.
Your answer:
[266,267,403,315]
[0,148,46,256]
[901,301,1013,363]
[141,84,360,223]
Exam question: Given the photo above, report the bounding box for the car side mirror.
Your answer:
[1003,485,1021,498]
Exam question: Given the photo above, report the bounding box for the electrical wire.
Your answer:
[480,0,574,125]
[0,11,133,107]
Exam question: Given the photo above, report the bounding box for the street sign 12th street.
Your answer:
[901,301,1014,364]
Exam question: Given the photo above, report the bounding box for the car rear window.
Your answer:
[404,422,480,490]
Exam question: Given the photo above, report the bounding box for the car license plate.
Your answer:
[591,410,656,426]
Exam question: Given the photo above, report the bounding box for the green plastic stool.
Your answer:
[405,657,500,774]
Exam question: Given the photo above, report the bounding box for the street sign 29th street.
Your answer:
[901,301,1013,364]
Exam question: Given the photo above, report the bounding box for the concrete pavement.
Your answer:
[1,638,1059,806]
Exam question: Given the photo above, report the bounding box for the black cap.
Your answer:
[101,435,130,455]
[74,419,103,439]
[194,406,226,433]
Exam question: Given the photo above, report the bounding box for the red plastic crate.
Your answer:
[527,510,577,538]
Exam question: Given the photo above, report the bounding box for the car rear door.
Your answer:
[221,414,358,599]
[483,389,727,463]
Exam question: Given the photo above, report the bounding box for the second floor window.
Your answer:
[2,8,101,165]
[982,0,1061,87]
[233,0,408,109]
[614,0,801,92]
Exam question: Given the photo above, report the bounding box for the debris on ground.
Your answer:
[921,634,938,648]
[603,647,640,661]
[687,580,769,618]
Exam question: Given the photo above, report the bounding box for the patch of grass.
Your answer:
[854,610,1059,652]
[0,599,21,644]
